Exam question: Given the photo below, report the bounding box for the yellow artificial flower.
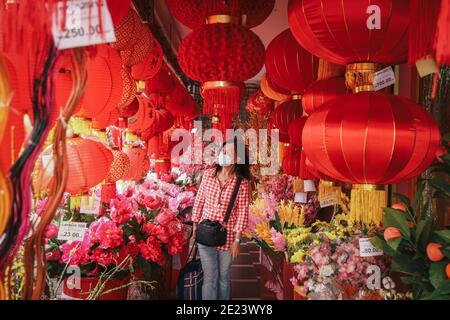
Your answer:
[290,250,307,264]
[255,222,273,246]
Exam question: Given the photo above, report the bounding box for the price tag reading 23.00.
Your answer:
[52,0,116,50]
[57,222,87,242]
[359,238,383,257]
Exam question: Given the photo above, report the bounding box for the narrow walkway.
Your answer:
[230,239,262,300]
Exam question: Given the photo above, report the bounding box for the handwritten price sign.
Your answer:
[52,0,116,49]
[57,222,87,242]
[373,66,396,91]
[319,194,338,208]
[359,238,383,257]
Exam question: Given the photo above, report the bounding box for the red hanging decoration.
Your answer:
[434,0,450,66]
[166,0,275,30]
[260,74,290,102]
[302,77,348,115]
[106,0,132,25]
[123,147,149,181]
[120,29,158,67]
[141,108,175,141]
[118,67,136,108]
[64,137,113,195]
[265,29,319,94]
[130,42,164,81]
[245,90,274,115]
[282,145,301,177]
[302,92,441,184]
[165,84,198,117]
[272,99,303,135]
[92,107,119,130]
[117,97,139,119]
[178,22,265,116]
[408,0,441,64]
[288,0,409,66]
[145,67,177,95]
[111,7,145,51]
[106,150,131,183]
[288,116,307,147]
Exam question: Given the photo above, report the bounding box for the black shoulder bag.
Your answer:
[195,177,242,247]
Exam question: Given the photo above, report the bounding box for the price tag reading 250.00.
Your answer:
[52,0,116,49]
[57,222,87,242]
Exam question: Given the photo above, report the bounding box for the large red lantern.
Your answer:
[265,29,319,94]
[75,45,123,119]
[130,43,163,81]
[65,137,114,195]
[92,107,119,130]
[288,0,409,66]
[165,84,197,117]
[282,146,301,177]
[302,77,348,115]
[272,99,303,134]
[246,90,274,115]
[178,22,265,115]
[166,0,275,30]
[303,92,440,184]
[141,108,174,141]
[128,96,152,134]
[118,97,139,119]
[288,116,307,147]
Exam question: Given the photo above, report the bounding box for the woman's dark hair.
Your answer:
[215,137,252,180]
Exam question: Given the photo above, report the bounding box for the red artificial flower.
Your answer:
[89,218,124,249]
[60,241,90,266]
[91,249,117,267]
[110,198,133,224]
[138,237,166,266]
[45,249,61,261]
[45,223,59,241]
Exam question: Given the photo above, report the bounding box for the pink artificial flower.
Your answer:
[270,228,286,252]
[45,223,59,241]
[177,191,195,210]
[138,237,165,266]
[89,218,124,249]
[60,241,89,266]
[160,174,174,183]
[168,197,180,213]
[142,194,163,210]
[154,208,177,227]
[168,232,184,255]
[161,183,180,197]
[110,198,133,225]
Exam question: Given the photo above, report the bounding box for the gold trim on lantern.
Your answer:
[206,15,240,25]
[345,62,381,93]
[202,81,241,91]
[155,159,170,163]
[291,94,302,100]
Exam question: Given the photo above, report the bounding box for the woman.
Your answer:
[191,139,251,300]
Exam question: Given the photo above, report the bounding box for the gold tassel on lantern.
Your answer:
[293,178,304,193]
[349,184,387,226]
[318,180,341,203]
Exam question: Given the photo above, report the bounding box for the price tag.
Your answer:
[359,238,383,257]
[303,180,316,192]
[319,194,338,208]
[57,222,87,241]
[52,0,116,50]
[79,195,101,215]
[373,66,396,91]
[294,192,308,204]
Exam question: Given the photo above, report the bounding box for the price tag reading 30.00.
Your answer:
[57,222,87,242]
[359,238,383,257]
[52,0,116,49]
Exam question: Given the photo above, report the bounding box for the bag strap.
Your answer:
[187,242,198,262]
[223,176,243,224]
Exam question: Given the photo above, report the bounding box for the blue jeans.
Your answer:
[197,243,232,300]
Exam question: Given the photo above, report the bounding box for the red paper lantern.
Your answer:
[127,96,152,134]
[4,54,33,112]
[75,45,123,118]
[111,7,146,50]
[167,0,275,30]
[302,77,348,115]
[165,84,197,117]
[145,67,177,95]
[288,116,307,147]
[65,137,113,195]
[118,67,136,108]
[260,74,290,102]
[117,97,139,118]
[106,150,131,183]
[130,41,163,81]
[92,107,119,130]
[120,29,159,67]
[265,29,319,94]
[282,146,301,177]
[272,99,303,134]
[299,149,316,180]
[302,92,441,184]
[246,90,274,115]
[123,147,149,180]
[141,108,174,141]
[288,0,409,65]
[107,0,132,25]
[178,23,265,115]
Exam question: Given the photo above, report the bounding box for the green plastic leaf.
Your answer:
[434,230,450,243]
[421,281,450,300]
[383,208,411,239]
[370,236,384,250]
[413,183,425,214]
[387,237,402,250]
[393,192,411,208]
[429,262,447,289]
[415,219,429,246]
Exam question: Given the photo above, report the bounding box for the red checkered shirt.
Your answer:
[192,168,250,251]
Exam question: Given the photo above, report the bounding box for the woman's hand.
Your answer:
[231,241,240,260]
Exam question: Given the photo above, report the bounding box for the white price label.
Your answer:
[319,194,338,208]
[359,238,383,257]
[294,192,308,204]
[79,195,101,215]
[57,222,87,241]
[52,0,116,50]
[373,66,396,91]
[303,180,316,192]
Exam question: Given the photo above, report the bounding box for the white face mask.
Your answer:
[218,153,233,167]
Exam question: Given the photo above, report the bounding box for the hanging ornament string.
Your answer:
[23,48,87,300]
